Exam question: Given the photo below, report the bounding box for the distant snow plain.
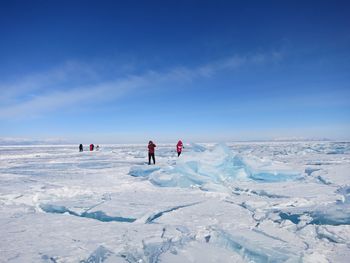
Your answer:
[0,142,349,262]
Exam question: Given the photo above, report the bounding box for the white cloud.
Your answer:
[0,75,151,118]
[0,51,284,119]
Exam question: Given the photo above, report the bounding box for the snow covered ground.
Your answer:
[0,142,350,263]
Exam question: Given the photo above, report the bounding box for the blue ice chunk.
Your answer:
[212,229,293,263]
[149,169,207,188]
[212,143,232,155]
[189,143,207,152]
[40,204,136,223]
[129,166,160,177]
[81,210,136,223]
[316,175,332,185]
[309,210,350,226]
[337,186,350,203]
[305,167,320,176]
[40,204,79,216]
[276,188,350,226]
[145,202,200,223]
[279,212,301,224]
[80,246,112,263]
[130,143,301,191]
[277,209,350,226]
[249,171,301,182]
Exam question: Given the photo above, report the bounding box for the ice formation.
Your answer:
[1,142,350,262]
[131,143,302,189]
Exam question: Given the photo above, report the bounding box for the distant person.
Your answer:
[90,144,94,151]
[176,140,183,157]
[79,144,83,152]
[96,145,100,151]
[148,140,156,165]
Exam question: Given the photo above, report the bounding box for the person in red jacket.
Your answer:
[176,140,183,157]
[148,141,156,165]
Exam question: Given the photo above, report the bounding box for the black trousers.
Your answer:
[177,151,181,157]
[148,153,155,165]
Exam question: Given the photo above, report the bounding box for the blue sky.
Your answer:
[0,0,349,143]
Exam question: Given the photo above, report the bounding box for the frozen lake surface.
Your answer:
[1,142,350,262]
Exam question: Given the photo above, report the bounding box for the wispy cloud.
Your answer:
[0,74,152,118]
[0,61,100,103]
[0,51,284,119]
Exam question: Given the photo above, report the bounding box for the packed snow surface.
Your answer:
[1,142,350,262]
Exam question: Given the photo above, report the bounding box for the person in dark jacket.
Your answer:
[79,144,83,152]
[176,140,183,157]
[148,141,156,165]
[90,144,94,151]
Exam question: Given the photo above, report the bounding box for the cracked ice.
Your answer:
[1,142,350,262]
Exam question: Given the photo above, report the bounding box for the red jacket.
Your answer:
[148,143,156,154]
[176,140,183,153]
